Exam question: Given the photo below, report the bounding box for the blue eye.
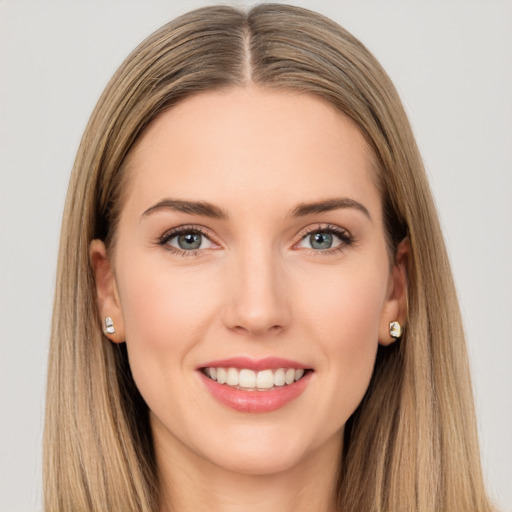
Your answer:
[297,227,353,251]
[162,229,216,252]
[309,232,334,250]
[175,232,203,250]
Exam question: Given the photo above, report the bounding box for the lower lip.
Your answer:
[199,371,312,413]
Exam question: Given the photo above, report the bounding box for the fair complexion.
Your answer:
[91,86,408,512]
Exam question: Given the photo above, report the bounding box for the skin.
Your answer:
[91,86,408,512]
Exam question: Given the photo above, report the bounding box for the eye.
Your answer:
[304,232,336,250]
[296,226,353,252]
[159,227,217,254]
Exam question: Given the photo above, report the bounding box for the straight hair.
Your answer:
[44,5,494,511]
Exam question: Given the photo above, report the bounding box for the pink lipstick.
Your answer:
[198,357,312,413]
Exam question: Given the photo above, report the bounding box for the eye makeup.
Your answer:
[157,225,219,257]
[156,222,356,258]
[294,223,355,255]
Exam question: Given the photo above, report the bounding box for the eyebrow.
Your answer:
[142,199,228,220]
[290,197,371,220]
[141,196,371,222]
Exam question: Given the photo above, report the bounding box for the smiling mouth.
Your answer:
[201,367,310,391]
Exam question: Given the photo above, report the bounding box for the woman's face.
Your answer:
[92,86,406,477]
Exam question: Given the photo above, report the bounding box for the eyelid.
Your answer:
[157,224,221,255]
[293,223,355,252]
[156,222,354,256]
[296,223,351,238]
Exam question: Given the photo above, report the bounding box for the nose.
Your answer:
[221,241,290,337]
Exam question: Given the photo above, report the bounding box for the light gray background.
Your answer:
[1,1,511,510]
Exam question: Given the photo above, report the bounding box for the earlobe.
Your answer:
[378,238,409,346]
[89,239,125,343]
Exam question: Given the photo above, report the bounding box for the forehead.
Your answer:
[122,86,380,219]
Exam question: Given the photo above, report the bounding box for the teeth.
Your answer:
[239,369,256,388]
[226,367,239,386]
[256,369,274,389]
[285,368,295,385]
[217,367,227,384]
[274,368,286,386]
[204,367,307,390]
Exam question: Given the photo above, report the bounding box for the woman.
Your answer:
[44,4,494,511]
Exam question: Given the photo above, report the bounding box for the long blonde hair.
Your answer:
[44,4,493,511]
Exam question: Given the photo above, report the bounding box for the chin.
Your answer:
[192,422,342,478]
[209,447,308,477]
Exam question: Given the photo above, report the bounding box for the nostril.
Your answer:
[231,323,284,336]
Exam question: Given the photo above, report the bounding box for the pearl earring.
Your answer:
[104,316,116,335]
[389,321,403,340]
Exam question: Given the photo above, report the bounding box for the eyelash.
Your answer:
[157,223,355,257]
[157,225,215,256]
[295,224,355,255]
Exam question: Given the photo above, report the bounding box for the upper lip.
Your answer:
[198,357,310,372]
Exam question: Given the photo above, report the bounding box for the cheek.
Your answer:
[114,254,218,387]
[117,253,213,338]
[297,260,388,416]
[299,260,387,347]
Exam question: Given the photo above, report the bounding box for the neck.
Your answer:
[155,426,342,512]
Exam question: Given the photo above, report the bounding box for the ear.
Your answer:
[378,238,409,346]
[89,239,125,343]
